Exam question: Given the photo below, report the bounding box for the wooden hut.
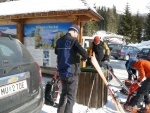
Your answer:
[0,0,108,108]
[0,0,103,74]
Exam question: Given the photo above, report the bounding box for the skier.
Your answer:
[125,58,150,112]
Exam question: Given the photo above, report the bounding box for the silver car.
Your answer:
[0,32,44,113]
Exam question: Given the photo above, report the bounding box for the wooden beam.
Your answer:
[16,20,24,43]
[79,15,92,22]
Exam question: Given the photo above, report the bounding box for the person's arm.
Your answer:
[136,62,145,82]
[74,40,88,60]
[104,42,110,55]
[125,61,133,75]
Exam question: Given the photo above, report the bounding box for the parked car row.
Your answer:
[137,47,150,61]
[108,44,140,61]
[108,43,150,61]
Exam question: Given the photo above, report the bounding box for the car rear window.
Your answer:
[0,37,34,67]
[141,48,150,54]
[122,46,129,50]
[109,44,122,50]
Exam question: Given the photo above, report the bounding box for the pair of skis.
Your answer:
[91,53,126,113]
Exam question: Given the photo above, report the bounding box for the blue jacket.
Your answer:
[55,33,88,78]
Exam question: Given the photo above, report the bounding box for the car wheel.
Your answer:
[124,55,130,60]
[114,57,118,59]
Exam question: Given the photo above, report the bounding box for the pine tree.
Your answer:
[83,21,99,36]
[134,12,144,42]
[119,3,135,43]
[145,13,150,40]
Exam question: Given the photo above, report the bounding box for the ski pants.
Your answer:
[57,75,78,113]
[130,77,150,107]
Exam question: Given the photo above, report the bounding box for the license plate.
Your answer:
[0,80,27,98]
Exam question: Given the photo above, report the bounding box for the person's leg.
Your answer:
[98,59,103,67]
[64,75,78,113]
[57,80,67,113]
[129,78,150,107]
[128,74,132,80]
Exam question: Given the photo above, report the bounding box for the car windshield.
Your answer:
[0,37,34,68]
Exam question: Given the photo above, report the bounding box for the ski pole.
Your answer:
[107,69,129,93]
[86,74,96,113]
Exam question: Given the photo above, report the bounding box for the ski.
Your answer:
[91,53,125,113]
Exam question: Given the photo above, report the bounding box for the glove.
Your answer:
[134,80,141,86]
[81,58,87,62]
[102,55,110,62]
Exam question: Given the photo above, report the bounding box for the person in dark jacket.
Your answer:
[87,36,110,66]
[55,24,88,113]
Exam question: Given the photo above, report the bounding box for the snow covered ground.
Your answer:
[41,59,129,113]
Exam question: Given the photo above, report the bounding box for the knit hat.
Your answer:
[94,36,100,43]
[126,58,138,71]
[69,24,80,34]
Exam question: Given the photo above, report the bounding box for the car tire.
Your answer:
[124,55,130,61]
[114,57,118,59]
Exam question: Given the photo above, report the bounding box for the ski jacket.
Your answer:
[87,41,110,60]
[133,59,150,82]
[55,33,88,78]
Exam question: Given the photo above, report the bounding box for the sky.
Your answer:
[86,0,150,14]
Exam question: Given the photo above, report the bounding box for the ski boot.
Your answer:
[124,104,140,113]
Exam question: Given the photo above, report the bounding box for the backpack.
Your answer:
[44,71,62,106]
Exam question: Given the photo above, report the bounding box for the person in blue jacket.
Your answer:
[125,58,138,81]
[55,24,88,113]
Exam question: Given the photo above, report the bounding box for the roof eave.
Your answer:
[0,9,103,22]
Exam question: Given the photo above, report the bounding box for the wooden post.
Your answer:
[73,16,86,67]
[16,19,24,43]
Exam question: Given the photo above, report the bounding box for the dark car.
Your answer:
[137,47,150,61]
[0,33,44,113]
[110,45,140,60]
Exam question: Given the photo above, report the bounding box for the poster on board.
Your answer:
[0,25,16,35]
[24,22,72,67]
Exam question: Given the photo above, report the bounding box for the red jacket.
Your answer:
[133,59,150,82]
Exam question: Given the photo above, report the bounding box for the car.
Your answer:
[137,47,150,61]
[110,45,140,60]
[0,32,44,113]
[108,43,123,54]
